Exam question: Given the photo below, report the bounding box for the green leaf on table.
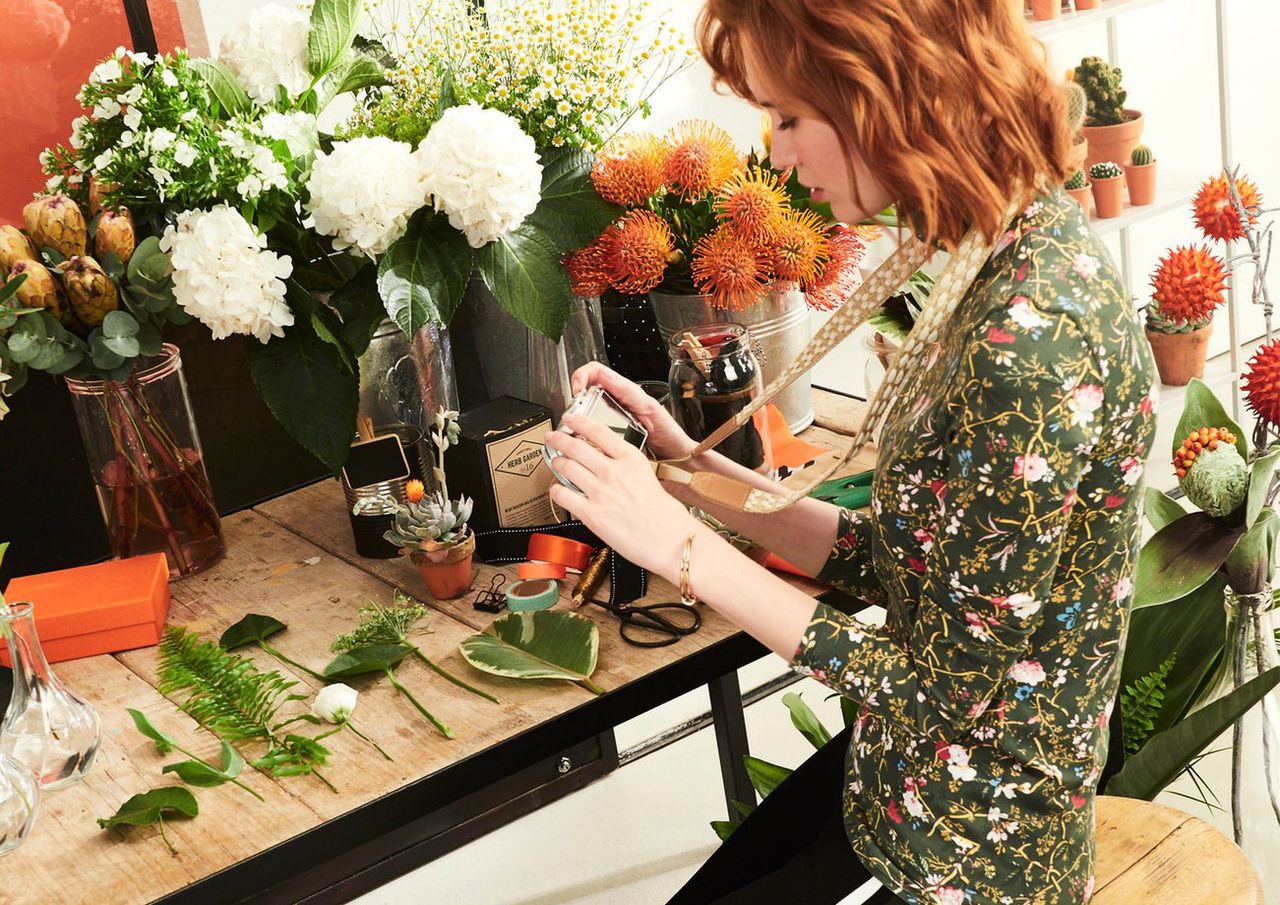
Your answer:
[162,740,245,788]
[322,643,413,678]
[188,59,251,119]
[1144,487,1187,532]
[127,708,177,754]
[1132,511,1245,609]
[220,614,288,652]
[1106,666,1280,800]
[743,755,792,798]
[307,0,362,79]
[475,222,573,341]
[97,786,199,829]
[526,147,621,251]
[1173,378,1247,461]
[1223,508,1280,595]
[458,611,599,686]
[1246,448,1280,526]
[782,692,831,750]
[378,210,473,339]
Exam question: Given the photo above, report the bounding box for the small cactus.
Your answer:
[1089,161,1123,181]
[1073,56,1128,127]
[1065,169,1088,191]
[1130,145,1154,167]
[1063,80,1088,133]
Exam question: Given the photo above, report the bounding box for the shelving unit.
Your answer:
[1090,171,1201,236]
[1027,0,1178,39]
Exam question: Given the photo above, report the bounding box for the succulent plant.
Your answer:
[94,208,136,265]
[383,492,474,549]
[1073,56,1129,127]
[1089,161,1123,181]
[1173,428,1246,518]
[1146,244,1228,334]
[63,255,119,327]
[9,259,67,322]
[1129,145,1154,167]
[1063,80,1088,134]
[22,193,86,260]
[1065,169,1088,191]
[0,225,37,272]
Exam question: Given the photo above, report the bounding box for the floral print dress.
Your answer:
[791,189,1157,904]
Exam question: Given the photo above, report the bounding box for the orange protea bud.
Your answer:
[1149,244,1229,326]
[691,224,771,310]
[1193,171,1262,242]
[802,224,869,311]
[715,166,789,246]
[405,479,426,504]
[1243,339,1280,429]
[770,208,830,285]
[663,120,742,199]
[564,231,614,298]
[591,134,669,207]
[602,210,675,295]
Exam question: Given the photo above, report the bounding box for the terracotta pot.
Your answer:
[1066,184,1093,220]
[1146,324,1212,386]
[1091,176,1125,219]
[1066,136,1089,174]
[412,530,476,599]
[1124,161,1157,206]
[1082,110,1144,170]
[1030,0,1060,19]
[1074,0,1100,9]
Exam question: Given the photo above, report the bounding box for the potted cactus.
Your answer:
[1064,169,1092,219]
[1125,144,1157,206]
[1145,245,1229,385]
[1089,161,1126,219]
[1073,57,1144,170]
[1063,80,1089,173]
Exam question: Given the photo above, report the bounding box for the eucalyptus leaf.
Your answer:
[1144,487,1187,532]
[101,334,141,359]
[782,692,831,750]
[220,614,288,651]
[102,310,140,338]
[1246,448,1280,526]
[475,223,573,341]
[127,708,177,754]
[458,611,600,691]
[89,332,126,370]
[526,147,621,251]
[1173,378,1247,461]
[307,0,362,78]
[188,59,251,119]
[322,643,413,678]
[1132,512,1245,609]
[377,210,472,338]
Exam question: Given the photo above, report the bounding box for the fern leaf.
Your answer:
[1120,654,1176,756]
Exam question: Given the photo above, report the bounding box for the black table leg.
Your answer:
[708,670,756,821]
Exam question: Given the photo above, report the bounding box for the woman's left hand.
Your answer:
[544,413,699,581]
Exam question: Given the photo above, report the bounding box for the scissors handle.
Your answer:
[618,603,701,647]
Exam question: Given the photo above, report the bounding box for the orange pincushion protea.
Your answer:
[802,225,870,311]
[716,166,789,246]
[602,210,675,295]
[1243,339,1280,429]
[591,134,669,208]
[663,120,742,199]
[1149,244,1229,326]
[564,232,613,298]
[770,209,830,285]
[691,225,771,310]
[1193,171,1262,242]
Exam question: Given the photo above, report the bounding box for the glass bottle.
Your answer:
[1,602,101,789]
[527,296,609,422]
[0,751,38,856]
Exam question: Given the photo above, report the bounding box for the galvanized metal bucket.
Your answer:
[649,287,814,433]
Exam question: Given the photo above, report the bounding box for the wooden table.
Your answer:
[3,389,873,905]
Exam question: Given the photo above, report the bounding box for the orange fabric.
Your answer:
[0,553,170,664]
[528,533,594,572]
[763,552,809,577]
[753,404,828,469]
[518,561,568,580]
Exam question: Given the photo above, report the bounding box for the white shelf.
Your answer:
[1027,0,1173,38]
[1089,171,1200,235]
[1155,354,1237,411]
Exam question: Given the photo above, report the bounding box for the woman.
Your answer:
[543,1,1157,903]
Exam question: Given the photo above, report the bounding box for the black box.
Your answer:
[451,397,557,531]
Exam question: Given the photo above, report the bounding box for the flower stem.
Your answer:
[260,641,328,682]
[345,720,394,761]
[385,666,455,739]
[313,767,339,794]
[410,645,499,704]
[230,777,265,802]
[157,814,177,855]
[577,678,606,696]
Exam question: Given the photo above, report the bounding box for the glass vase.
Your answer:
[527,296,609,422]
[0,602,101,789]
[65,343,224,580]
[0,749,38,857]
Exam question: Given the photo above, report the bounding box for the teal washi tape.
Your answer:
[506,578,560,612]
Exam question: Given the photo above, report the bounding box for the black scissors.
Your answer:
[581,597,702,648]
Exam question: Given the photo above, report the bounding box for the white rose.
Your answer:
[417,103,543,249]
[217,5,312,105]
[305,136,427,258]
[312,683,359,723]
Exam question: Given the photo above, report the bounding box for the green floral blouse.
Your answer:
[791,189,1157,905]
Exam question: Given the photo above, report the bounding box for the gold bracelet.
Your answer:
[679,531,697,605]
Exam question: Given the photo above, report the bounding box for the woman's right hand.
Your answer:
[570,363,698,461]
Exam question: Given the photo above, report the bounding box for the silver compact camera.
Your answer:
[543,385,649,495]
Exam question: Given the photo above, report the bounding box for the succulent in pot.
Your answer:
[1064,168,1092,218]
[1125,145,1157,206]
[1088,161,1125,219]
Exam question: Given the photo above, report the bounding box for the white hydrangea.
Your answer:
[305,137,427,258]
[160,205,294,343]
[261,110,320,162]
[217,5,312,105]
[417,103,543,249]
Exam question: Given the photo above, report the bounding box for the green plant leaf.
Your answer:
[1133,512,1245,609]
[0,273,27,306]
[743,755,792,798]
[378,210,473,338]
[1173,378,1247,461]
[127,708,177,755]
[324,54,387,104]
[475,223,573,341]
[97,787,199,829]
[322,643,413,678]
[1223,508,1280,595]
[526,147,621,251]
[458,611,599,686]
[246,316,359,474]
[220,614,288,651]
[1144,487,1187,532]
[307,0,362,79]
[1246,448,1280,526]
[162,755,237,788]
[329,264,384,357]
[781,692,831,750]
[188,59,251,119]
[101,310,139,339]
[1106,667,1280,800]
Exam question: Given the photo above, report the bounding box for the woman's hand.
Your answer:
[570,363,697,461]
[544,412,699,581]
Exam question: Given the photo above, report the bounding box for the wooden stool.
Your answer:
[1094,796,1264,904]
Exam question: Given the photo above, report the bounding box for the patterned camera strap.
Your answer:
[653,217,1007,514]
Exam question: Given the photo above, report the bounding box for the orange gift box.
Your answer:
[0,553,170,665]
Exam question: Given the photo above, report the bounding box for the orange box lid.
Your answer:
[4,553,170,641]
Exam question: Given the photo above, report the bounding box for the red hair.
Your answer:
[697,1,1071,250]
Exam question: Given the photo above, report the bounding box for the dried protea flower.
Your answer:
[1174,427,1246,518]
[1193,171,1262,242]
[63,255,118,327]
[87,177,117,216]
[691,224,772,311]
[23,193,86,259]
[1243,339,1280,430]
[9,259,67,322]
[0,225,37,272]
[94,208,136,265]
[663,120,742,199]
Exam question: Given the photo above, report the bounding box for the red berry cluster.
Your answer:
[1173,426,1236,479]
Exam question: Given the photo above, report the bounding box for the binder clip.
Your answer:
[472,573,508,614]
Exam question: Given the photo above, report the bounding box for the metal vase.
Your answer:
[648,287,814,433]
